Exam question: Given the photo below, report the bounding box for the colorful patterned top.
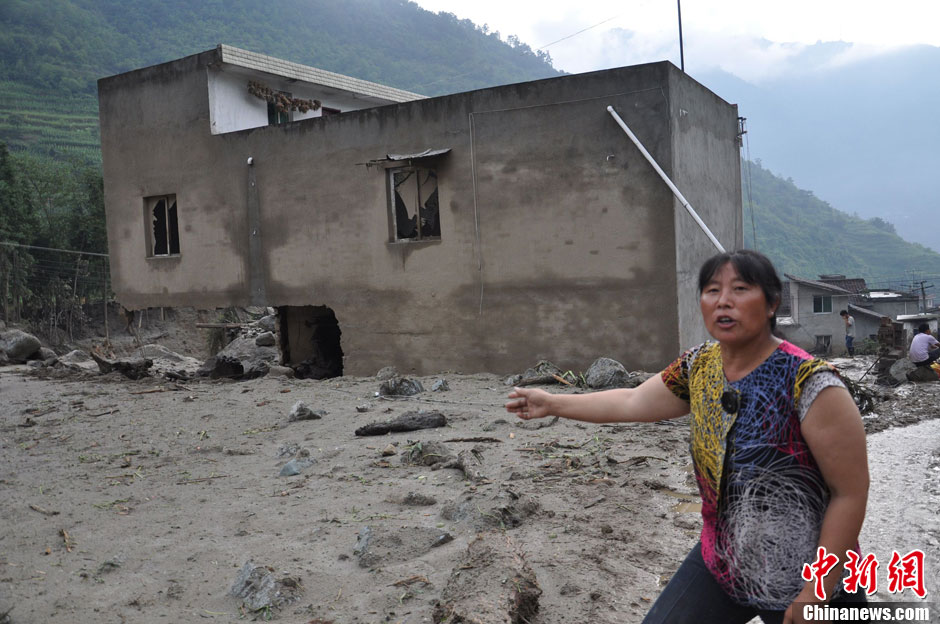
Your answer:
[661,340,845,609]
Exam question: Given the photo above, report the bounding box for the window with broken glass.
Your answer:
[813,295,832,314]
[388,166,441,242]
[145,194,180,257]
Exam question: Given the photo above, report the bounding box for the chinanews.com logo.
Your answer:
[799,547,934,623]
[800,603,933,622]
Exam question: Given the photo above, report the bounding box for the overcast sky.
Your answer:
[411,0,940,81]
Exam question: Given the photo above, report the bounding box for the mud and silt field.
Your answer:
[1,349,938,623]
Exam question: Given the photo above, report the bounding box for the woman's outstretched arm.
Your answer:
[506,374,689,424]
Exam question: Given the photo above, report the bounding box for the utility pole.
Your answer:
[919,280,934,312]
[677,0,685,72]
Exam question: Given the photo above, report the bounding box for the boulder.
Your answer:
[888,358,917,385]
[0,329,42,362]
[138,344,203,376]
[197,335,278,379]
[256,314,277,333]
[584,357,629,388]
[378,376,424,396]
[229,561,303,612]
[90,351,153,380]
[907,365,939,383]
[59,350,99,372]
[36,347,57,362]
[375,366,399,381]
[287,401,325,422]
[254,331,276,347]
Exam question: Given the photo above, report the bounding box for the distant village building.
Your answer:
[778,273,935,355]
[97,45,744,376]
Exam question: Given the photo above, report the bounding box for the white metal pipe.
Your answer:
[606,105,725,253]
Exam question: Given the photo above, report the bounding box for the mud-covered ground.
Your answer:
[1,326,938,623]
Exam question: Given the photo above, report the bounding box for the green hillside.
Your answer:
[742,159,940,287]
[0,0,560,158]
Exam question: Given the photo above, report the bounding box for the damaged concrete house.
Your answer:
[777,273,937,355]
[97,44,743,377]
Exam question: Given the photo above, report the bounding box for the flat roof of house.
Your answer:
[784,274,852,295]
[897,314,938,321]
[218,44,425,104]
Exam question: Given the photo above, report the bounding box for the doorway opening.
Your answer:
[278,305,343,379]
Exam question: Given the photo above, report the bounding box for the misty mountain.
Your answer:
[696,44,940,253]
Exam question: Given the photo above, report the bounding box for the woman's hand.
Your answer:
[506,387,553,420]
[506,376,689,425]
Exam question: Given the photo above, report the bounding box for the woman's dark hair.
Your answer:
[918,323,931,334]
[698,249,782,329]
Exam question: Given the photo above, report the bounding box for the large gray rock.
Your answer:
[888,358,917,385]
[254,331,276,347]
[584,357,629,388]
[138,344,203,376]
[378,376,424,396]
[907,365,939,383]
[229,561,303,612]
[0,329,42,363]
[59,350,99,372]
[256,314,276,333]
[90,352,153,380]
[198,335,278,379]
[287,401,325,422]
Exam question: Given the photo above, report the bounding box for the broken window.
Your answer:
[814,335,832,353]
[813,295,832,314]
[388,166,441,242]
[146,194,180,257]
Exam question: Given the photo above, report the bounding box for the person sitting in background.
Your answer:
[909,323,940,367]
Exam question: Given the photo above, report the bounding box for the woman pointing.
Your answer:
[507,249,869,624]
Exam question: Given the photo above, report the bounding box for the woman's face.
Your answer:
[699,262,775,346]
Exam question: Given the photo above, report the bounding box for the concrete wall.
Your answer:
[99,51,742,376]
[667,68,743,349]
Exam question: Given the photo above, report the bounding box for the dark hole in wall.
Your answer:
[151,197,179,256]
[278,305,343,379]
[152,198,168,255]
[167,199,179,254]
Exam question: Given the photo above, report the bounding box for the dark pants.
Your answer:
[642,543,867,624]
[913,349,940,367]
[845,335,855,356]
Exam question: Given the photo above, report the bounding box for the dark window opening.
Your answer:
[813,295,832,314]
[147,194,180,256]
[267,90,292,125]
[321,107,341,116]
[278,305,343,379]
[389,166,440,241]
[814,335,832,354]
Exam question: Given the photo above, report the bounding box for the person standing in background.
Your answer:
[839,310,855,356]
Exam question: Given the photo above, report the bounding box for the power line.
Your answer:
[536,14,621,50]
